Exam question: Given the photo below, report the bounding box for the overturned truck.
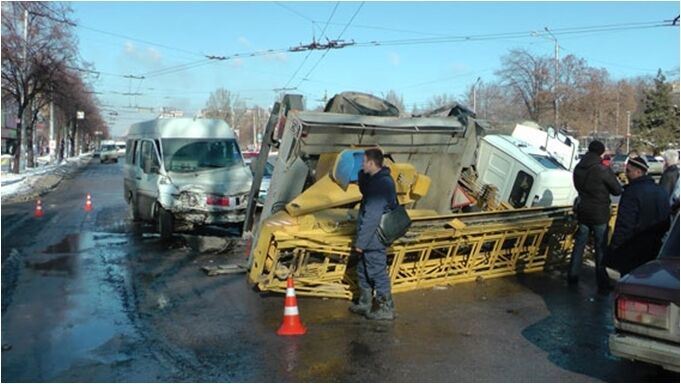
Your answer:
[243,92,577,299]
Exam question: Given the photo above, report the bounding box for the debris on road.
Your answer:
[202,264,247,276]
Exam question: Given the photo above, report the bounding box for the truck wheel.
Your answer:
[158,206,174,241]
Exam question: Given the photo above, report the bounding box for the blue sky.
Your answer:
[71,1,680,137]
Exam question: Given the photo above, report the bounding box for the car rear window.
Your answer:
[659,216,679,260]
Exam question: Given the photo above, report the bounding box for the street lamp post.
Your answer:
[473,77,482,114]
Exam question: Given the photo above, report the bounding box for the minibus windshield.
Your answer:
[162,139,243,173]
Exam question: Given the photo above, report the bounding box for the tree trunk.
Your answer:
[11,106,25,174]
[26,117,34,168]
[69,120,76,158]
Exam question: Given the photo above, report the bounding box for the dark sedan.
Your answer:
[609,215,680,372]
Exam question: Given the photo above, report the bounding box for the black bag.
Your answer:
[377,205,412,246]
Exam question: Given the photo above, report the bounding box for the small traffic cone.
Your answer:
[277,277,307,336]
[84,193,93,212]
[34,199,44,218]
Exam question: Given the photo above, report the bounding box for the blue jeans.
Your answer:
[356,249,391,297]
[569,223,609,287]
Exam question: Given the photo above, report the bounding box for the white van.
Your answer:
[124,118,253,239]
[476,135,578,208]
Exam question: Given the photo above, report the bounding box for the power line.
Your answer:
[273,2,324,34]
[351,20,672,48]
[296,2,365,89]
[279,2,341,90]
[318,2,340,40]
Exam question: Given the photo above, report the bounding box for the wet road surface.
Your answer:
[2,160,679,382]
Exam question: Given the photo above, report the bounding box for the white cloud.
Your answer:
[124,41,135,54]
[389,52,400,66]
[121,42,163,66]
[145,48,162,63]
[262,52,288,63]
[238,36,252,48]
[229,58,244,68]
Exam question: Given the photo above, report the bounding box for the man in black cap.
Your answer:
[608,156,671,275]
[569,140,622,291]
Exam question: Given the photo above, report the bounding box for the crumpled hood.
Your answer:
[168,166,253,195]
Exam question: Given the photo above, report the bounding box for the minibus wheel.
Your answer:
[158,206,174,241]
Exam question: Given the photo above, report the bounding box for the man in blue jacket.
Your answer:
[608,156,670,275]
[349,148,398,321]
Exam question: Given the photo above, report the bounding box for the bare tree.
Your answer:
[2,1,77,172]
[496,49,553,124]
[383,89,405,113]
[204,88,245,127]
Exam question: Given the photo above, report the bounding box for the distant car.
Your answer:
[100,144,118,163]
[645,155,664,176]
[608,215,679,372]
[115,141,126,157]
[610,154,629,178]
[93,148,101,158]
[248,156,276,206]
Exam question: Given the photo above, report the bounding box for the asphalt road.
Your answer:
[1,160,678,382]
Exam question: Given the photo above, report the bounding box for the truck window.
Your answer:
[509,171,533,208]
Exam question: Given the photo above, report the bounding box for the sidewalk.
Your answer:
[1,153,93,204]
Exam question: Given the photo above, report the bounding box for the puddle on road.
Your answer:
[3,231,141,381]
[25,254,75,274]
[43,234,81,254]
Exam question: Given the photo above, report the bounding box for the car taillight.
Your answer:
[616,296,669,329]
[206,196,230,206]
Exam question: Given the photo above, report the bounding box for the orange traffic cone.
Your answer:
[84,193,93,212]
[35,199,44,218]
[277,277,307,336]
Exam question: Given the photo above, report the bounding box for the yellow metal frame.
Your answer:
[248,207,577,299]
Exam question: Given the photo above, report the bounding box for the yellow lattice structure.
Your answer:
[247,206,577,299]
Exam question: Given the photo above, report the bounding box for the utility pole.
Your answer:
[252,108,257,150]
[472,77,481,114]
[19,8,28,171]
[626,110,631,153]
[49,96,55,162]
[545,27,560,127]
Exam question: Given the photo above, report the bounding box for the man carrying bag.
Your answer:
[349,147,403,321]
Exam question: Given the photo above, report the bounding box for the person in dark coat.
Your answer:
[349,147,398,321]
[659,149,679,197]
[569,140,622,291]
[608,156,671,275]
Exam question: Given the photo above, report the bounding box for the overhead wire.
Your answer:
[295,2,365,89]
[280,2,340,90]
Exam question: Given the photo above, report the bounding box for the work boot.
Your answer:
[365,293,395,321]
[348,288,372,316]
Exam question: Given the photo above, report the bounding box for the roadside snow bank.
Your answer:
[1,153,93,204]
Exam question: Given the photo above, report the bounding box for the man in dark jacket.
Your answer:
[608,156,671,275]
[349,148,398,321]
[569,140,623,291]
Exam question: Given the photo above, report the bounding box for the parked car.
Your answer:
[609,154,628,177]
[247,156,276,206]
[645,155,664,176]
[608,215,679,372]
[115,141,126,157]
